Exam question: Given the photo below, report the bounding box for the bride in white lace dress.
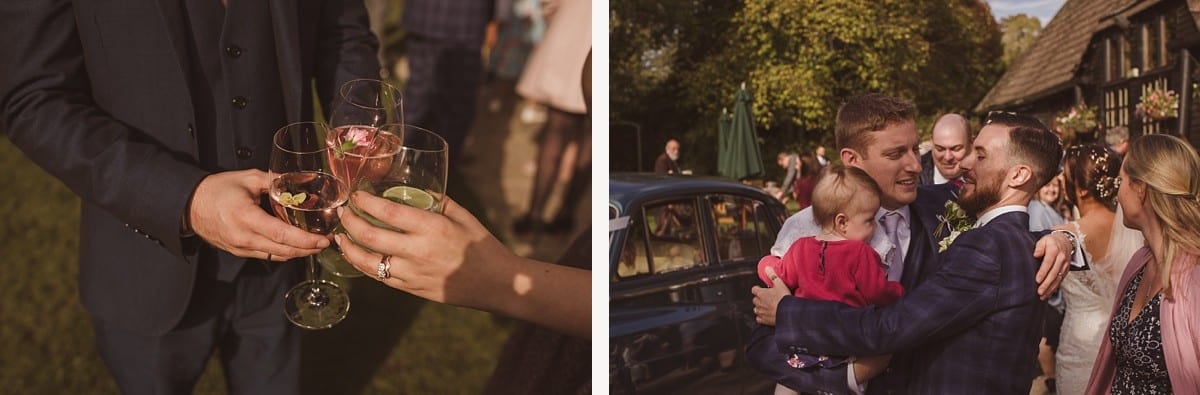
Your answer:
[1052,144,1143,395]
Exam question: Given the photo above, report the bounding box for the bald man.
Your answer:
[919,114,971,185]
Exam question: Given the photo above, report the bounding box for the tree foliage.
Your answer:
[999,13,1043,67]
[610,0,1005,176]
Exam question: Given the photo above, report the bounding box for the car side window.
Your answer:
[709,195,773,261]
[641,198,707,274]
[615,214,650,280]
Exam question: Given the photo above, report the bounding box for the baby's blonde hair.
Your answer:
[812,166,882,229]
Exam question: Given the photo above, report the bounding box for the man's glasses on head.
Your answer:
[984,110,1048,130]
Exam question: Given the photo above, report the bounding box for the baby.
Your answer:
[758,166,903,394]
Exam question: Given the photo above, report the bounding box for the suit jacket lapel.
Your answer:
[268,0,303,123]
[152,0,196,121]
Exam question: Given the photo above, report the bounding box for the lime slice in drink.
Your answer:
[381,185,436,211]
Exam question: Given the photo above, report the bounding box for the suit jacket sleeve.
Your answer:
[0,0,208,258]
[313,0,382,116]
[773,228,1004,356]
[746,324,854,394]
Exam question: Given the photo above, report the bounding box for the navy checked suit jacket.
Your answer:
[758,210,1043,394]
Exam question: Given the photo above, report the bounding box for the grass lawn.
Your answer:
[0,136,514,393]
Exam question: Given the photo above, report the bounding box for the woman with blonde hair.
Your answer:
[1086,134,1200,393]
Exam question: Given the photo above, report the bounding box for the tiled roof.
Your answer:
[975,0,1129,112]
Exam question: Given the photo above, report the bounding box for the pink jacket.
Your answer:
[1086,247,1200,394]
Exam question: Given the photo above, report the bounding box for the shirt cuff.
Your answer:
[847,358,866,395]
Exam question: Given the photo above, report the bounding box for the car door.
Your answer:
[610,195,749,394]
[703,193,784,394]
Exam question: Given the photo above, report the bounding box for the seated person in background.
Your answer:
[758,166,903,395]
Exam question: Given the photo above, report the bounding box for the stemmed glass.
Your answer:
[318,79,405,277]
[349,124,448,226]
[269,122,351,329]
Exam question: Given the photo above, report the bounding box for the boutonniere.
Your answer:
[935,200,973,252]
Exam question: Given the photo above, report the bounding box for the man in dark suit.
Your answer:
[654,139,682,174]
[919,113,971,185]
[752,111,1065,393]
[0,0,378,392]
[402,0,494,164]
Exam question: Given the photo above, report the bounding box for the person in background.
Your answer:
[1052,144,1141,394]
[655,139,682,175]
[402,0,494,164]
[919,113,971,185]
[792,154,821,211]
[510,0,591,234]
[1030,177,1066,232]
[1104,126,1129,157]
[1087,134,1200,393]
[776,151,800,203]
[0,0,379,391]
[1028,174,1067,392]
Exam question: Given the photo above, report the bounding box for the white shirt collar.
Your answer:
[933,168,950,185]
[973,205,1027,228]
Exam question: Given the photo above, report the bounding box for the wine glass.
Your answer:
[328,78,404,129]
[349,124,448,230]
[318,79,404,276]
[269,122,351,329]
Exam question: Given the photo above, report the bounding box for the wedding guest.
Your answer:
[1104,126,1129,157]
[791,154,821,211]
[1030,177,1066,232]
[0,0,378,392]
[776,151,800,203]
[919,113,971,185]
[655,139,682,174]
[1052,144,1141,394]
[510,0,591,234]
[758,166,902,395]
[1087,134,1200,393]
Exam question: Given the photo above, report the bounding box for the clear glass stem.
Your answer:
[305,256,328,307]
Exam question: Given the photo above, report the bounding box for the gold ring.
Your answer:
[376,255,392,280]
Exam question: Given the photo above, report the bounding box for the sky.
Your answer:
[989,0,1066,24]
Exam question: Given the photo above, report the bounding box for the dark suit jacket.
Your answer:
[654,153,681,175]
[0,0,378,335]
[919,151,936,185]
[403,0,494,45]
[746,183,956,394]
[756,210,1042,394]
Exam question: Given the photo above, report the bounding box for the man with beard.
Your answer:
[919,114,971,185]
[655,139,682,174]
[753,111,1063,393]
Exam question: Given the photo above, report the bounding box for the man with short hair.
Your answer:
[775,151,800,202]
[748,95,1079,394]
[1105,126,1129,156]
[654,139,682,174]
[919,113,971,185]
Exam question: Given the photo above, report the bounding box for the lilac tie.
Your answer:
[881,212,904,281]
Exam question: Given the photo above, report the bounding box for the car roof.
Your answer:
[610,173,774,215]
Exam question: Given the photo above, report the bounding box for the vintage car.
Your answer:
[609,173,787,394]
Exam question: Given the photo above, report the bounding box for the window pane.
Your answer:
[708,195,770,261]
[644,199,707,273]
[614,212,650,280]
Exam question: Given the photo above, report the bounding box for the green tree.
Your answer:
[610,0,1005,176]
[999,13,1042,67]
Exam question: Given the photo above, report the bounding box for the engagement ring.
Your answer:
[377,255,392,280]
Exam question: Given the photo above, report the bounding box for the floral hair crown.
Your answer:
[1066,144,1120,202]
